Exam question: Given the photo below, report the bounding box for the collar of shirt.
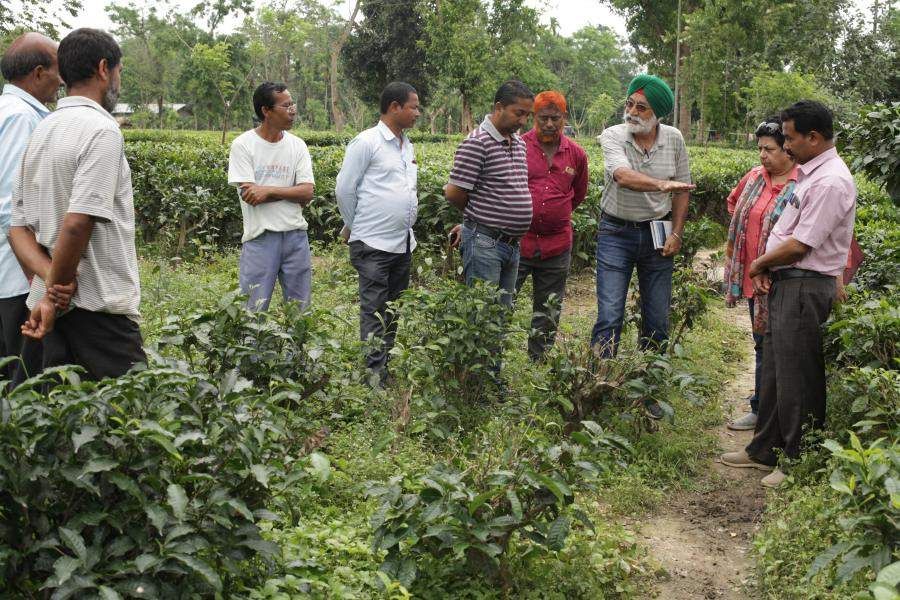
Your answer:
[523,128,572,154]
[56,95,118,124]
[626,123,666,154]
[2,83,50,118]
[760,163,799,188]
[480,114,521,146]
[798,146,838,179]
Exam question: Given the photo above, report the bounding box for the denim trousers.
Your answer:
[747,297,764,413]
[590,218,674,357]
[460,224,519,307]
[239,229,312,312]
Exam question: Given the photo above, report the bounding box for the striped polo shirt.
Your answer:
[448,114,532,237]
[11,96,141,319]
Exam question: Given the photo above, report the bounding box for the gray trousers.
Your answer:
[0,294,42,386]
[515,249,571,360]
[349,241,411,378]
[746,276,835,465]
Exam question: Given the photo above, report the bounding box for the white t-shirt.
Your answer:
[227,130,315,243]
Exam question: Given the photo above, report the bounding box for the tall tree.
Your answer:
[0,0,81,37]
[329,0,360,131]
[342,0,436,105]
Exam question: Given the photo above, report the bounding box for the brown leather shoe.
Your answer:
[720,450,774,471]
[761,469,786,488]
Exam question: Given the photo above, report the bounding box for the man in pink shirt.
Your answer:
[721,101,856,487]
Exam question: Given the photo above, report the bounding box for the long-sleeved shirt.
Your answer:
[335,120,418,254]
[520,129,589,260]
[0,84,50,299]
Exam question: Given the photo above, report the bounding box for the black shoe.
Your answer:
[643,399,664,420]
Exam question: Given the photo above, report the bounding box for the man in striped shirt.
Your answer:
[445,80,534,307]
[9,29,145,380]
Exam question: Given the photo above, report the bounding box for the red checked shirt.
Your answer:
[520,129,589,260]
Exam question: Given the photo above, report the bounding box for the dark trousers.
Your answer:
[746,276,835,466]
[349,241,411,378]
[43,307,146,381]
[748,298,763,414]
[0,294,42,386]
[515,249,571,360]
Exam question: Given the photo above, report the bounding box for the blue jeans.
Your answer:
[748,297,763,414]
[590,219,674,356]
[239,229,312,311]
[460,224,519,307]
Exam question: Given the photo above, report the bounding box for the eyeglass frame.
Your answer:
[624,99,652,113]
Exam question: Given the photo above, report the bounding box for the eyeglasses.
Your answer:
[276,102,297,110]
[625,99,651,113]
[757,121,781,134]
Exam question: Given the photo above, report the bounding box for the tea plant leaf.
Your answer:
[547,515,570,551]
[171,554,222,592]
[71,426,99,453]
[167,484,188,521]
[50,556,81,586]
[58,527,87,561]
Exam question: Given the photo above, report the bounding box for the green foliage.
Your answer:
[741,70,836,123]
[841,102,900,202]
[364,420,632,588]
[825,290,899,370]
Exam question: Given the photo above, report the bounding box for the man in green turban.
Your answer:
[590,74,695,419]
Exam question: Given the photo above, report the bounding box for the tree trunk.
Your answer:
[157,95,164,129]
[676,43,692,141]
[329,0,360,131]
[461,93,474,133]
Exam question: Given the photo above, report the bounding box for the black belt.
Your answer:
[600,211,667,228]
[772,268,831,281]
[463,219,520,246]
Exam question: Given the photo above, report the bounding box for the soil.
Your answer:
[561,261,766,599]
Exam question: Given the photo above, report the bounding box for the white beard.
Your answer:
[624,113,658,135]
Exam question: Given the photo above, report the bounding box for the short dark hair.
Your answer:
[57,28,121,88]
[253,81,288,121]
[754,115,785,147]
[1,45,54,82]
[494,80,534,107]
[380,81,417,114]
[780,100,834,140]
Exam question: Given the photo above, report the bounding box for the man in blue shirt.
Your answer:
[0,32,67,385]
[335,81,420,387]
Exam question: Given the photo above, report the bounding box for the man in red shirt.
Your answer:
[517,91,588,359]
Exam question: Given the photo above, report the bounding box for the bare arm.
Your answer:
[7,225,51,280]
[612,167,696,193]
[661,190,690,257]
[444,183,469,211]
[239,182,315,207]
[748,237,811,295]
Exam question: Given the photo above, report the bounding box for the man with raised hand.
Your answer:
[722,101,857,488]
[0,32,65,385]
[335,81,421,387]
[590,74,695,419]
[228,82,315,312]
[9,29,145,380]
[516,90,588,361]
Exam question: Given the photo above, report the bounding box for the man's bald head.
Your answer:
[1,32,60,104]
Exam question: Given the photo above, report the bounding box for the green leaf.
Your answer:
[58,527,87,561]
[249,464,269,488]
[72,426,99,453]
[875,560,900,587]
[869,582,900,600]
[468,489,498,516]
[806,541,851,579]
[167,484,188,521]
[506,489,522,520]
[145,504,168,533]
[546,515,570,551]
[171,554,222,592]
[535,473,572,503]
[80,458,119,476]
[307,452,330,482]
[98,585,123,600]
[51,556,81,586]
[836,550,876,583]
[134,554,159,573]
[108,473,144,501]
[240,538,281,558]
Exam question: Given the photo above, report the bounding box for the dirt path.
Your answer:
[639,303,766,599]
[560,264,766,598]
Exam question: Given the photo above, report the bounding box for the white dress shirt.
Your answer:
[335,120,418,254]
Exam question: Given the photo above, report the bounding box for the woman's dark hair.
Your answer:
[494,79,534,107]
[755,115,785,147]
[253,81,288,121]
[57,29,121,88]
[780,100,834,140]
[380,81,417,114]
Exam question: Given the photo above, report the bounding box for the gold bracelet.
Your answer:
[672,232,682,240]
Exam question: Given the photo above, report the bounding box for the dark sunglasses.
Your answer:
[757,121,781,134]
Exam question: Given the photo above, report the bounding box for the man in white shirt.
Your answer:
[0,32,65,385]
[227,82,315,311]
[335,81,420,386]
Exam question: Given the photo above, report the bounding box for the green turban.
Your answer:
[626,74,674,117]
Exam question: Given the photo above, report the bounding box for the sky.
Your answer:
[57,0,630,38]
